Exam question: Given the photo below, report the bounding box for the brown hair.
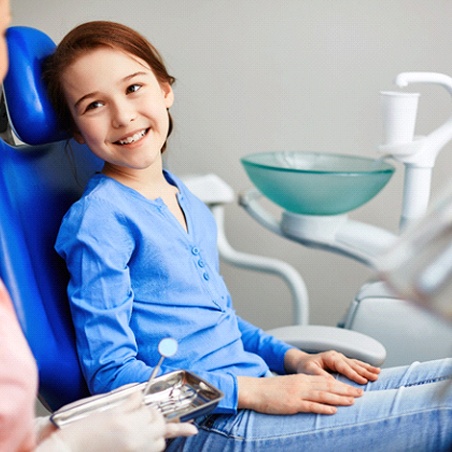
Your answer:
[43,21,175,152]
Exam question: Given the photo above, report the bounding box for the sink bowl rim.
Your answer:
[240,151,395,176]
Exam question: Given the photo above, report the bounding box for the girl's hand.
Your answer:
[237,349,380,416]
[237,373,363,415]
[285,348,381,385]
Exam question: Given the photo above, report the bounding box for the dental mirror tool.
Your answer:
[143,338,178,398]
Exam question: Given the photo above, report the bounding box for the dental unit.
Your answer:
[239,72,452,367]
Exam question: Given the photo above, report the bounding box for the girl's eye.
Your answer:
[126,84,142,94]
[85,101,104,112]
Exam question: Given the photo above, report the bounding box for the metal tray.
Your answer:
[50,370,223,428]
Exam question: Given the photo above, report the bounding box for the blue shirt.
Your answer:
[55,171,292,413]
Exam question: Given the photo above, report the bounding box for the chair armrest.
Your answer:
[266,325,386,367]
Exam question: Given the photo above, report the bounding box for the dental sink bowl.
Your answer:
[241,151,395,216]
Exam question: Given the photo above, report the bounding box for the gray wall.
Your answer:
[11,0,452,329]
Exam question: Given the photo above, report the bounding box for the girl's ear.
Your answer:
[161,82,174,109]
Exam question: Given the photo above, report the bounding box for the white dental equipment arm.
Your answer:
[387,72,452,227]
[376,72,452,321]
[239,189,396,268]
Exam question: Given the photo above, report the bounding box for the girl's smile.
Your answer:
[115,128,149,146]
[61,47,174,178]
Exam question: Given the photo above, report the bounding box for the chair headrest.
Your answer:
[3,26,70,145]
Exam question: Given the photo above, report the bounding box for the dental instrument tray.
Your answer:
[50,370,223,428]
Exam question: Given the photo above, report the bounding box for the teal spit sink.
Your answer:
[241,151,395,216]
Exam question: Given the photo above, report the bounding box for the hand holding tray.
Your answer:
[51,370,223,427]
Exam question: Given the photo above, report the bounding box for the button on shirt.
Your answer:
[55,171,292,413]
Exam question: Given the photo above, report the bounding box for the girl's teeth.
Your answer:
[119,129,146,145]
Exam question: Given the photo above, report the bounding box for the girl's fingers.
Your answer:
[347,360,381,383]
[321,353,380,385]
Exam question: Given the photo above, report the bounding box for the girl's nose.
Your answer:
[111,102,136,128]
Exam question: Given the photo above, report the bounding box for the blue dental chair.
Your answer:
[0,26,102,411]
[0,26,386,412]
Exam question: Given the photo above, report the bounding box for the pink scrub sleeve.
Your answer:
[0,279,38,452]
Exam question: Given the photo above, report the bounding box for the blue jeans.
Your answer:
[167,359,452,451]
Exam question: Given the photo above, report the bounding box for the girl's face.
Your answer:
[0,0,11,81]
[61,47,174,173]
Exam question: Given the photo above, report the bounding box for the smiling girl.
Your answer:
[45,21,452,451]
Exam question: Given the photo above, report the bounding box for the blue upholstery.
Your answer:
[3,26,69,144]
[0,26,102,410]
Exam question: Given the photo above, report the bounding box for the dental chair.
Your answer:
[0,26,385,412]
[0,26,101,411]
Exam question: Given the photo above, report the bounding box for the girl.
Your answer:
[45,20,452,451]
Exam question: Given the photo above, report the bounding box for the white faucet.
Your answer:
[392,72,452,166]
[395,71,452,95]
[382,72,452,227]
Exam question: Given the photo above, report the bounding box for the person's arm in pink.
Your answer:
[0,279,38,452]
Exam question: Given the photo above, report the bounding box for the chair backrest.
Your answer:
[0,26,103,410]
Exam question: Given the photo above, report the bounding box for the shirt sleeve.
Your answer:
[55,199,153,394]
[237,316,294,375]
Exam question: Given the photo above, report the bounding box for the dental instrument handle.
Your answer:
[143,338,178,399]
[143,356,164,397]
